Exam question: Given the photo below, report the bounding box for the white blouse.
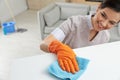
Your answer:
[51,14,110,49]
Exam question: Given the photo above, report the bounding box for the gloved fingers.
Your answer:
[58,59,65,71]
[68,59,76,74]
[63,59,70,72]
[72,58,79,72]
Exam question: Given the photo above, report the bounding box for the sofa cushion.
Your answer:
[89,11,96,15]
[44,6,60,26]
[89,5,98,15]
[60,4,89,20]
[90,5,98,11]
[44,20,64,34]
[109,26,120,42]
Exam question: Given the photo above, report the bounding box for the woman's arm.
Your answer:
[40,27,66,52]
[40,16,76,52]
[40,34,58,52]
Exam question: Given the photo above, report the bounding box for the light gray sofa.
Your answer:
[37,2,90,39]
[109,23,120,42]
[37,2,120,42]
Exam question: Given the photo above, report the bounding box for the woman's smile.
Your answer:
[98,22,105,30]
[95,21,105,31]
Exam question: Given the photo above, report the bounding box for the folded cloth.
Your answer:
[48,57,90,80]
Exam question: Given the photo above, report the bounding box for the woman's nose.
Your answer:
[101,20,108,27]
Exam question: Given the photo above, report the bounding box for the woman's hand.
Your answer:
[49,40,79,73]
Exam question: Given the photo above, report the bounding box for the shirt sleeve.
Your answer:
[51,28,65,42]
[59,16,80,35]
[51,15,82,42]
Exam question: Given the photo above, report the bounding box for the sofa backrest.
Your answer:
[56,2,90,20]
[44,6,60,27]
[41,2,90,27]
[89,5,98,15]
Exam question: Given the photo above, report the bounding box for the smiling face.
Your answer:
[92,7,120,31]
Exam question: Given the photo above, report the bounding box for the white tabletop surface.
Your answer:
[9,41,120,80]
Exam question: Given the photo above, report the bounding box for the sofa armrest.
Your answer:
[37,3,56,40]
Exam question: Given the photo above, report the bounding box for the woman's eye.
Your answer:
[101,13,105,18]
[109,21,115,25]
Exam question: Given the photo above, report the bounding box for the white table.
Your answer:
[9,41,120,80]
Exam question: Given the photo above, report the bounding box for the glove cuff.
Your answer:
[48,40,62,53]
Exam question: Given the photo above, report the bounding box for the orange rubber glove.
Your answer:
[48,40,79,74]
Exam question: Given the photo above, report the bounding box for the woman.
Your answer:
[40,0,120,74]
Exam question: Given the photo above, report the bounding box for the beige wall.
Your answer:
[27,0,67,10]
[71,0,101,5]
[0,0,27,22]
[27,0,100,10]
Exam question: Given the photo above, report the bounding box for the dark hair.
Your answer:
[100,0,120,12]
